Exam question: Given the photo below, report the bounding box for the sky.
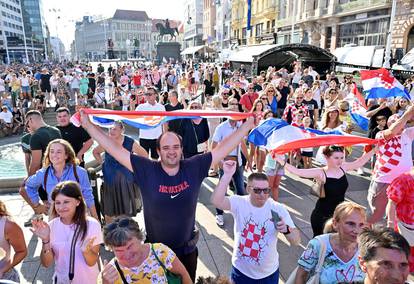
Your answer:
[42,0,186,49]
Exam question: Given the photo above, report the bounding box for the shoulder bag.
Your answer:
[151,244,182,284]
[310,169,327,198]
[285,235,327,284]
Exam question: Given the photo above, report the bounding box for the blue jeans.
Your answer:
[216,165,246,215]
[231,266,279,284]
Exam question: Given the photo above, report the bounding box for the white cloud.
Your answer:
[42,0,186,49]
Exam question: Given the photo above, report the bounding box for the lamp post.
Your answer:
[101,19,108,59]
[383,0,397,68]
[49,8,61,62]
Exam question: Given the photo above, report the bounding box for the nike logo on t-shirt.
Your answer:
[170,193,180,199]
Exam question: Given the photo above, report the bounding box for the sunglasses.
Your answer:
[296,97,303,99]
[190,106,201,109]
[250,187,271,194]
[230,103,239,106]
[261,97,268,100]
[341,108,349,112]
[145,92,155,96]
[328,145,344,151]
[267,90,275,93]
[105,218,131,232]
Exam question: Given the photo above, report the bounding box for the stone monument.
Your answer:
[155,19,181,63]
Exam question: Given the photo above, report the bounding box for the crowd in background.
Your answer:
[0,59,412,284]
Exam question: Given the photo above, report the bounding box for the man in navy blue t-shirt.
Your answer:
[80,111,257,281]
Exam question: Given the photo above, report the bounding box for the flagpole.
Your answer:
[383,0,396,68]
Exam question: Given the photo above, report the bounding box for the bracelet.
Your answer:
[42,240,50,245]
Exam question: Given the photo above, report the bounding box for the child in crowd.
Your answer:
[301,117,314,169]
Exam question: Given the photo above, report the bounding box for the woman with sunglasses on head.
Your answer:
[293,201,367,284]
[100,217,191,284]
[262,84,281,114]
[31,181,103,283]
[275,145,375,236]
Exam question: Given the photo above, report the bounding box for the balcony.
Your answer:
[262,4,279,19]
[336,0,391,14]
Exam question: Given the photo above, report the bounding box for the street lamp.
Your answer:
[101,19,108,59]
[49,8,61,62]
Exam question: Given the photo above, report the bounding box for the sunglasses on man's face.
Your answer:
[250,187,271,194]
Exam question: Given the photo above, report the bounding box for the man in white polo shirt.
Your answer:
[135,87,165,159]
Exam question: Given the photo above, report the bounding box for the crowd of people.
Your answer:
[0,59,413,283]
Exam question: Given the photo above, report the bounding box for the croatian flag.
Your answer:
[71,108,252,129]
[360,68,410,100]
[247,118,376,154]
[345,83,369,131]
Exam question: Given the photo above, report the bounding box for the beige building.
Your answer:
[231,0,278,46]
[391,0,414,53]
[202,0,216,46]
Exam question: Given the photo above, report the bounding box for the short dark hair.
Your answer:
[358,226,410,262]
[56,107,70,115]
[103,217,144,247]
[146,86,158,95]
[25,110,42,119]
[156,131,183,150]
[247,172,268,184]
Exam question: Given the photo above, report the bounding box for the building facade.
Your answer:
[231,0,278,46]
[214,0,232,49]
[50,36,64,61]
[391,0,414,54]
[21,0,48,62]
[74,10,152,61]
[183,0,203,48]
[202,0,216,46]
[0,0,27,63]
[273,0,392,52]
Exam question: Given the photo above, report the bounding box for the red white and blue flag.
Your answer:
[247,118,376,154]
[345,83,369,131]
[360,68,410,100]
[71,108,252,129]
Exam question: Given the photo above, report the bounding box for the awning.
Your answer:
[181,45,215,55]
[228,44,277,62]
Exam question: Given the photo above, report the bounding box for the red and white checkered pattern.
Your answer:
[381,81,393,89]
[374,136,402,176]
[238,223,265,260]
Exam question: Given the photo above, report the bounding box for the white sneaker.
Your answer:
[216,214,224,227]
[357,168,364,175]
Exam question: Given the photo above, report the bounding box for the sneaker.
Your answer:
[357,168,364,175]
[216,214,224,227]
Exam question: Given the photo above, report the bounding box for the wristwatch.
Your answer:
[282,225,291,235]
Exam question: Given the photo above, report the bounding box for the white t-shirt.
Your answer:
[135,102,166,139]
[0,110,13,123]
[229,195,295,279]
[20,76,30,87]
[212,120,242,165]
[49,216,103,283]
[373,127,414,184]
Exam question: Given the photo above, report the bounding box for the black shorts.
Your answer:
[40,85,51,93]
[139,138,158,159]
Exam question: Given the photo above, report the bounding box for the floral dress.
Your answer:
[106,243,176,284]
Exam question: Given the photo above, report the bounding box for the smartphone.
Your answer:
[271,210,281,228]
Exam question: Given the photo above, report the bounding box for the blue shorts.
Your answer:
[231,266,279,284]
[22,86,30,93]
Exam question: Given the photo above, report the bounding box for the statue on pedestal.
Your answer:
[155,19,179,41]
